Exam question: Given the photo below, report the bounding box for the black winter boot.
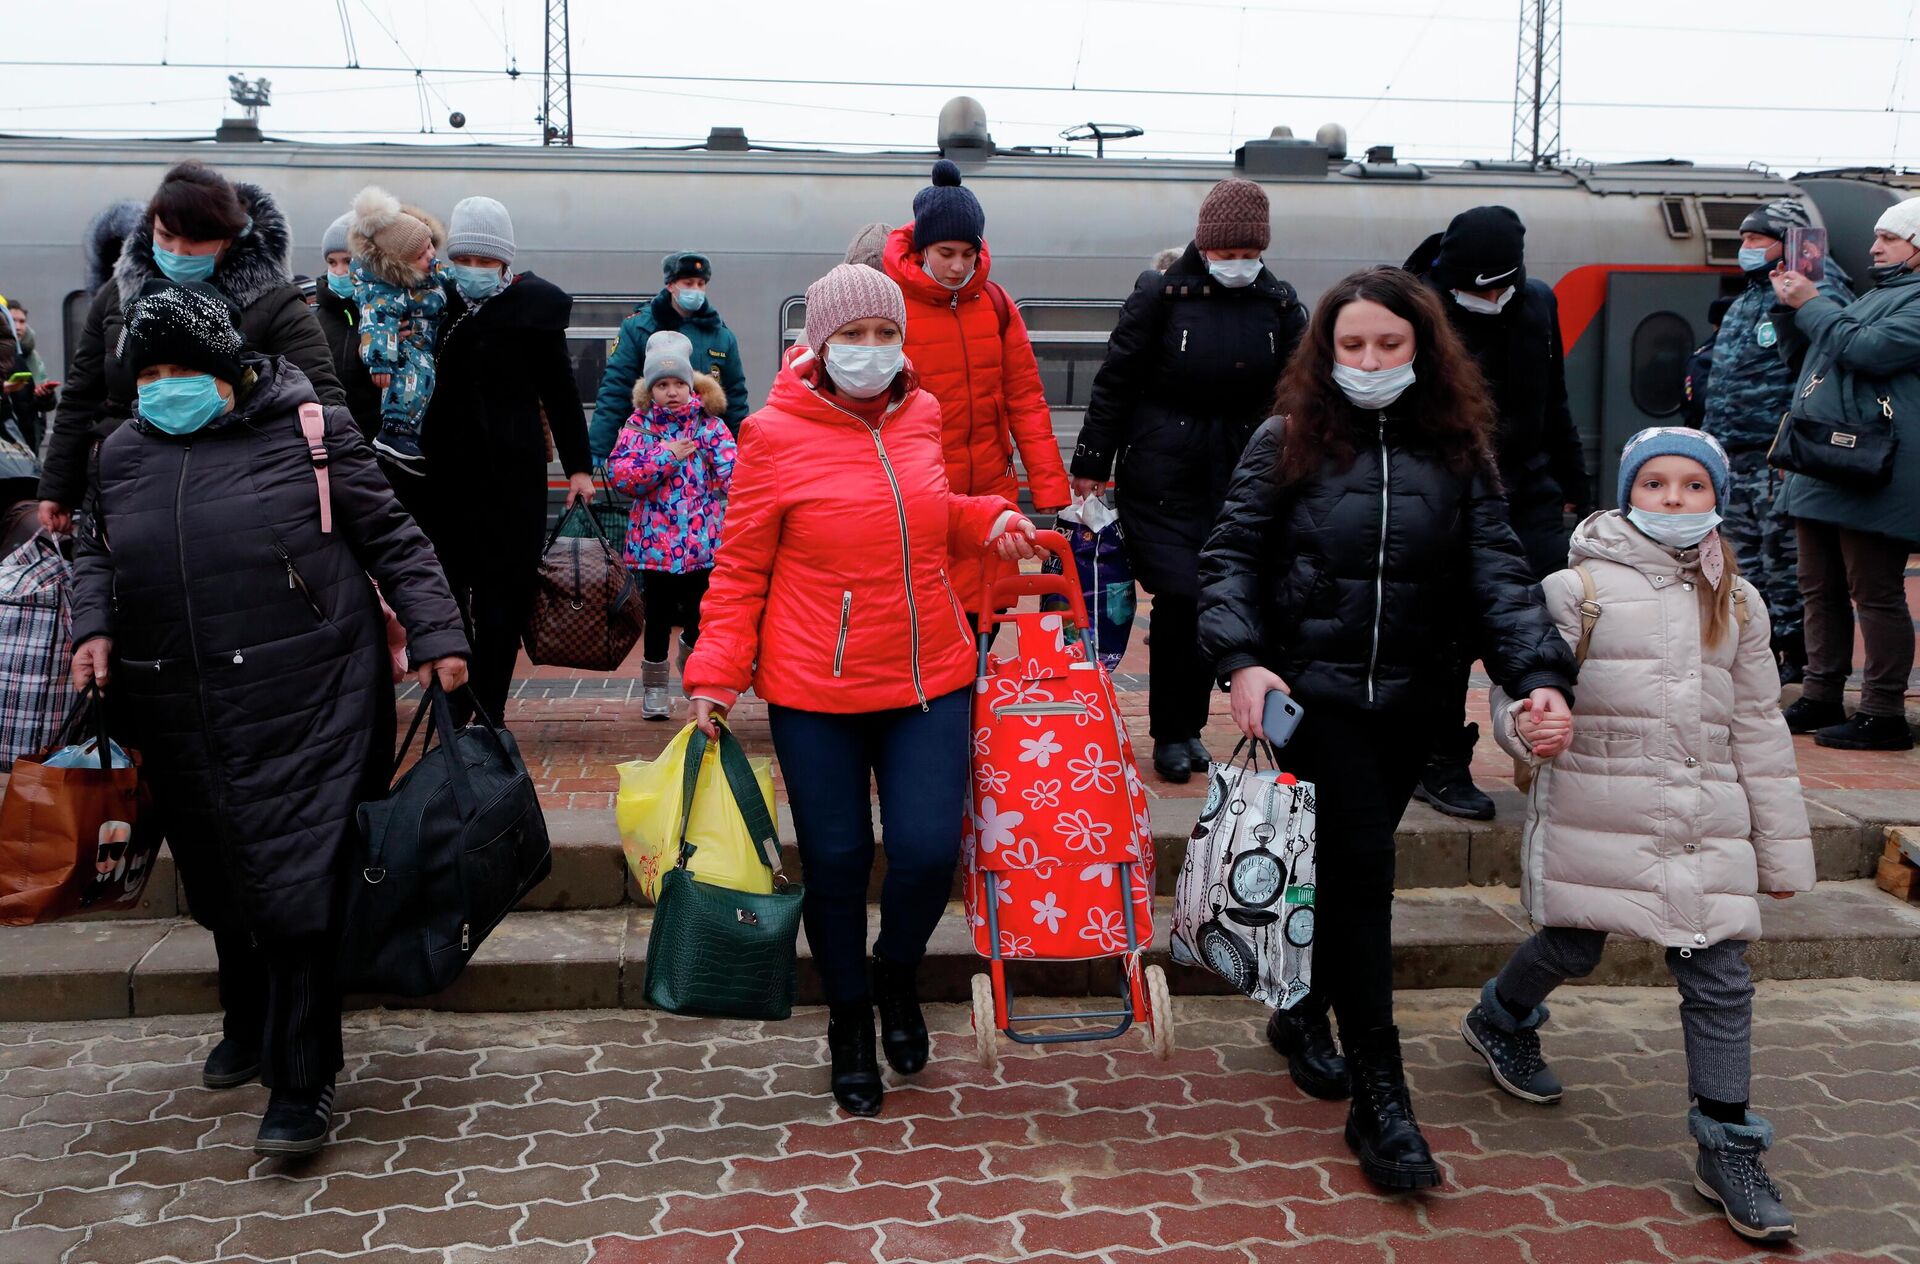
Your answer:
[1152,741,1191,783]
[1461,979,1563,1104]
[1412,724,1495,821]
[826,1003,884,1117]
[1773,630,1807,686]
[871,954,929,1076]
[253,1081,335,1157]
[202,1037,261,1090]
[1781,695,1845,734]
[1690,1108,1796,1242]
[1267,1007,1348,1101]
[1182,738,1213,772]
[1815,712,1915,752]
[1345,1027,1442,1191]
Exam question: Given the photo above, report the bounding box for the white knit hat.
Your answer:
[1875,195,1920,246]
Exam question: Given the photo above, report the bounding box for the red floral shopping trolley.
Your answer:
[962,531,1173,1068]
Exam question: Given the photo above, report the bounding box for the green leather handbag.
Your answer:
[641,722,804,1020]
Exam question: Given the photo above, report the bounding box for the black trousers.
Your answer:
[641,568,711,661]
[1147,592,1215,742]
[214,930,343,1091]
[1276,702,1431,1038]
[386,460,548,725]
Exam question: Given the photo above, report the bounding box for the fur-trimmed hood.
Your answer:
[112,182,293,312]
[86,199,147,294]
[347,187,447,289]
[631,370,724,415]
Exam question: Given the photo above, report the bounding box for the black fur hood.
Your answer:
[85,200,147,293]
[112,182,293,312]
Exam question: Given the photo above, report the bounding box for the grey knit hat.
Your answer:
[802,264,907,354]
[642,330,695,394]
[446,196,515,268]
[845,222,892,270]
[321,212,352,258]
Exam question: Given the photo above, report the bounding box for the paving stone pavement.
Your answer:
[2,983,1916,1264]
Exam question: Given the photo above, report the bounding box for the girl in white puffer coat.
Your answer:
[1463,427,1814,1245]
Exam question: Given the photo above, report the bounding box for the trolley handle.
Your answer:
[975,529,1094,634]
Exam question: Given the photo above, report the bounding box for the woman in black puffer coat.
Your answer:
[1070,178,1307,782]
[1198,267,1575,1194]
[69,282,468,1158]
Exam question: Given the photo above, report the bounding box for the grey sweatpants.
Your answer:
[1495,927,1754,1104]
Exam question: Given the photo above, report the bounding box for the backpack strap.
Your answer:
[1572,564,1603,667]
[985,281,1012,338]
[1732,583,1750,629]
[298,402,333,535]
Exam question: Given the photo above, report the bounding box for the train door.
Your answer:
[1596,271,1724,507]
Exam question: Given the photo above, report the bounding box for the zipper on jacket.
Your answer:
[174,447,238,876]
[273,543,326,621]
[1268,331,1276,355]
[1365,411,1390,703]
[833,591,853,678]
[1180,329,1189,352]
[939,567,974,647]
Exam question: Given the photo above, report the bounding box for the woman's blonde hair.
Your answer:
[1700,545,1744,649]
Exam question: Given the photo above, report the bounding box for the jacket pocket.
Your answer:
[939,569,975,649]
[833,591,853,679]
[1568,729,1641,760]
[272,543,328,624]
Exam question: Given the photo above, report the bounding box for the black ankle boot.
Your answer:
[871,954,929,1075]
[203,1036,261,1090]
[826,1003,884,1117]
[1267,1008,1348,1100]
[1345,1027,1442,1191]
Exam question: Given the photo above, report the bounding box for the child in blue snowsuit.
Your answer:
[347,186,448,469]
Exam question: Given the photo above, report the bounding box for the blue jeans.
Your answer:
[768,686,972,1006]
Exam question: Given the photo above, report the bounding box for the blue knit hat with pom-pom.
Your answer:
[911,160,985,251]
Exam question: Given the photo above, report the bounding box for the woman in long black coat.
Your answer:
[1198,267,1575,1193]
[69,282,468,1157]
[1069,178,1306,782]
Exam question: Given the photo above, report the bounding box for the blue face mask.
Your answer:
[137,374,228,435]
[153,245,218,283]
[1626,506,1722,550]
[1737,245,1775,274]
[673,286,707,313]
[325,271,354,298]
[451,263,504,300]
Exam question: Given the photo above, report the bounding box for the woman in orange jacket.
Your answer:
[685,263,1038,1117]
[880,161,1071,611]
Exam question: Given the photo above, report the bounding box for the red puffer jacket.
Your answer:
[683,346,1016,714]
[882,226,1071,607]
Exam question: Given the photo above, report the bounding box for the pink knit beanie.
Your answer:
[1195,178,1272,251]
[803,264,908,353]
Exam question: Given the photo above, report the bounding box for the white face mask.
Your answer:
[922,259,976,291]
[1626,506,1723,550]
[824,343,905,399]
[1451,286,1516,316]
[1331,360,1416,409]
[1207,258,1262,288]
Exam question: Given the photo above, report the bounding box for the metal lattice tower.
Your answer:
[1511,0,1562,167]
[540,0,573,146]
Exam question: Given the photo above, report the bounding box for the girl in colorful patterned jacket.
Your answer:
[607,329,737,720]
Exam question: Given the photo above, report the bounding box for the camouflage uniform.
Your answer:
[1700,265,1852,640]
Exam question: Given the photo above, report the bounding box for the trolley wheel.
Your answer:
[970,972,1000,1072]
[1145,964,1176,1061]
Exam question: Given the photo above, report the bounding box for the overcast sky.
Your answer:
[1,1,1914,172]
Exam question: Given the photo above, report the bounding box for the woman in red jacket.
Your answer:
[881,161,1071,612]
[685,263,1038,1117]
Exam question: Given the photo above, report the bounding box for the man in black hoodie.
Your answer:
[1404,206,1590,819]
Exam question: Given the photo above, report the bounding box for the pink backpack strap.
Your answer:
[298,402,333,534]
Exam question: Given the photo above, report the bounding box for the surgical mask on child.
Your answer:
[674,287,707,312]
[1331,360,1416,409]
[922,260,976,291]
[325,271,354,298]
[824,343,905,399]
[1452,286,1516,315]
[1206,258,1262,288]
[137,374,227,435]
[153,245,218,283]
[1626,506,1723,549]
[451,264,504,300]
[1737,246,1775,273]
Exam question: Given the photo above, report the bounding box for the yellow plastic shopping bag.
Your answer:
[617,722,777,901]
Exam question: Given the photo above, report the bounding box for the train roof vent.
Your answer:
[1699,198,1768,264]
[1236,137,1329,176]
[938,96,994,156]
[1316,123,1348,160]
[1342,152,1428,181]
[705,127,749,152]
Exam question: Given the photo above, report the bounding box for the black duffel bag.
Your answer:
[339,683,552,996]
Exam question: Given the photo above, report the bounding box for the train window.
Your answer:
[1661,198,1691,238]
[566,296,649,421]
[61,291,89,377]
[1698,199,1769,266]
[780,296,806,363]
[1020,300,1123,410]
[1629,312,1694,418]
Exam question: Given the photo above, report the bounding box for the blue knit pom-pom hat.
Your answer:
[1617,425,1730,508]
[911,160,985,251]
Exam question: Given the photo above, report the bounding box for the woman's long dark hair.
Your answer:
[1273,266,1498,486]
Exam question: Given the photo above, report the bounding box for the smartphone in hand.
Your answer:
[1261,690,1305,749]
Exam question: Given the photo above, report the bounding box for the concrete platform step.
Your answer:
[84,789,1920,920]
[7,879,1916,1022]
